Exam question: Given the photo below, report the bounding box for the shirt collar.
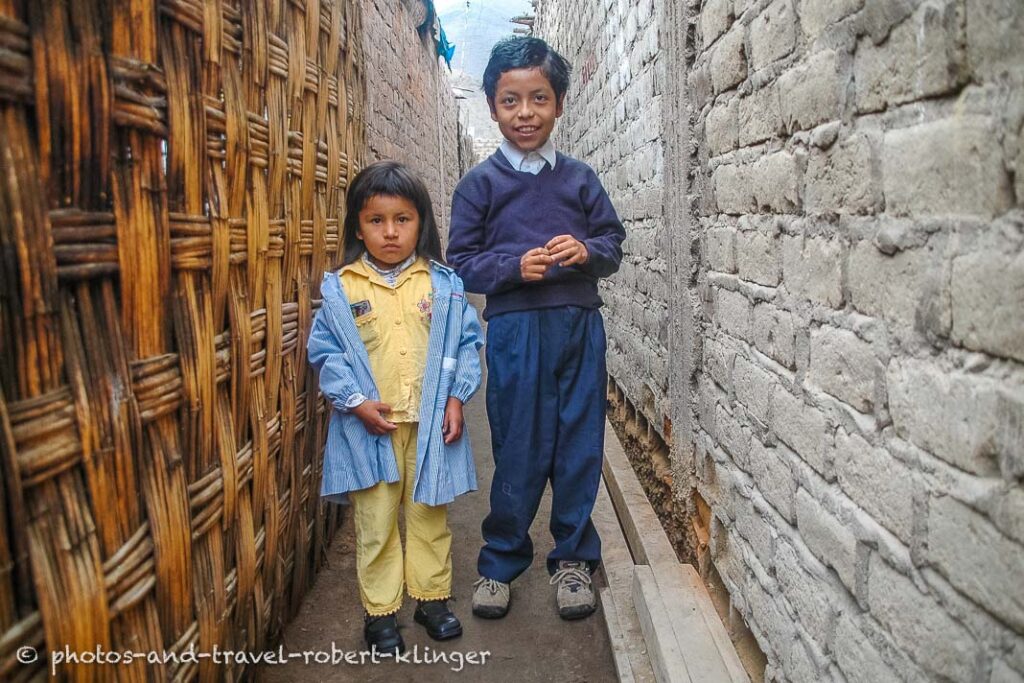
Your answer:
[499,138,557,171]
[361,251,418,278]
[341,252,424,287]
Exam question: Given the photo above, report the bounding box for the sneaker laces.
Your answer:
[550,563,592,593]
[473,577,510,601]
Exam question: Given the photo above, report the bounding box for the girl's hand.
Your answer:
[546,235,589,267]
[352,400,398,435]
[520,247,553,281]
[442,397,464,444]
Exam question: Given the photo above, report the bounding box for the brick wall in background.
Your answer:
[362,0,474,240]
[535,0,670,438]
[536,0,1024,680]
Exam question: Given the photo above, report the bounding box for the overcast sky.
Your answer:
[435,0,532,16]
[433,0,535,139]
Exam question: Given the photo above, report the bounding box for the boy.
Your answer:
[446,37,625,621]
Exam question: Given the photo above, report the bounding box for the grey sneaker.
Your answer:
[550,560,596,620]
[472,577,511,619]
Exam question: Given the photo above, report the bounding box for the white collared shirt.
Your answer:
[499,138,557,175]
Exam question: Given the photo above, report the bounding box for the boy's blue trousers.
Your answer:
[478,306,606,583]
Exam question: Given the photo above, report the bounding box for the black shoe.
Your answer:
[414,600,463,641]
[364,613,404,655]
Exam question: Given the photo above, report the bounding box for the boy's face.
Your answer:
[489,67,563,153]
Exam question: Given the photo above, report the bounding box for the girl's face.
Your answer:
[356,194,420,269]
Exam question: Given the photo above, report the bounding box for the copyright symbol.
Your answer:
[17,646,38,664]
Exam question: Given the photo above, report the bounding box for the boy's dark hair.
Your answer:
[339,160,445,268]
[483,37,572,105]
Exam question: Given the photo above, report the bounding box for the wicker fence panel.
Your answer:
[0,1,365,680]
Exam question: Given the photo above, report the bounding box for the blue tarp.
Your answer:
[437,23,456,69]
[420,0,456,69]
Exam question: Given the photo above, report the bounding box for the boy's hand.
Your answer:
[546,235,589,267]
[442,397,464,444]
[352,400,398,435]
[520,247,554,281]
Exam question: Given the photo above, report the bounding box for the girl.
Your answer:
[307,160,483,654]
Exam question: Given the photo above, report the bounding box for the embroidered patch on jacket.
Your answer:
[416,292,433,322]
[350,299,372,318]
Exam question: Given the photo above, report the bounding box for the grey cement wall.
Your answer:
[362,0,475,241]
[535,0,671,438]
[536,0,1024,681]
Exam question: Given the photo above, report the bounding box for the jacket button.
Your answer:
[394,319,402,325]
[400,349,407,356]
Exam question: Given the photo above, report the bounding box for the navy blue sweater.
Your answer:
[446,151,626,319]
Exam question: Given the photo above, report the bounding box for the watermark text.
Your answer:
[15,643,490,676]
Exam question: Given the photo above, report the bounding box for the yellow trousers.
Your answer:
[349,423,452,615]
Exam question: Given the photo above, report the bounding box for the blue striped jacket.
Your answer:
[307,260,484,506]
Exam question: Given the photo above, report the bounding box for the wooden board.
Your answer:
[594,479,657,683]
[602,420,680,568]
[632,565,692,683]
[679,564,750,682]
[604,420,750,683]
[600,585,638,683]
[656,563,749,683]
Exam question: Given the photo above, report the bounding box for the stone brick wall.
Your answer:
[690,1,1024,679]
[535,0,670,437]
[361,0,474,241]
[473,136,503,161]
[536,0,1024,680]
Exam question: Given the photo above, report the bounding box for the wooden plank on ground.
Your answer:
[594,477,638,599]
[604,419,749,683]
[599,586,637,683]
[602,420,678,569]
[632,565,692,683]
[655,563,748,682]
[594,479,656,683]
[679,564,749,682]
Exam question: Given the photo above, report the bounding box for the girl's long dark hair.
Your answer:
[338,160,445,268]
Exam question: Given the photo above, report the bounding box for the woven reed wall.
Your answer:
[0,1,365,679]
